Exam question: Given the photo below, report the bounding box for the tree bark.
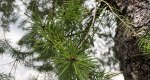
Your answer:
[113,0,150,80]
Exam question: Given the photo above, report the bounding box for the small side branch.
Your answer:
[78,1,97,48]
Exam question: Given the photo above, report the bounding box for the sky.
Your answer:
[0,0,124,80]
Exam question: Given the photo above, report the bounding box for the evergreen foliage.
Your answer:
[138,35,150,55]
[19,0,101,79]
[0,0,124,79]
[0,0,140,79]
[0,73,14,80]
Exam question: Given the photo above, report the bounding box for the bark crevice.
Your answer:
[113,0,150,80]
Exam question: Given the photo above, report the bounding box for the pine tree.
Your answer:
[0,0,150,80]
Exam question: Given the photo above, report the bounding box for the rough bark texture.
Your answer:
[113,0,150,80]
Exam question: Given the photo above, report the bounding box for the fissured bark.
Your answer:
[112,0,150,80]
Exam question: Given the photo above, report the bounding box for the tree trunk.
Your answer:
[113,0,150,80]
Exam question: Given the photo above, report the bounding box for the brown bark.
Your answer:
[113,0,150,80]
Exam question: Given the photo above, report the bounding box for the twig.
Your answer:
[9,59,18,76]
[0,60,16,66]
[3,28,14,51]
[102,0,135,33]
[3,26,19,77]
[78,0,97,48]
